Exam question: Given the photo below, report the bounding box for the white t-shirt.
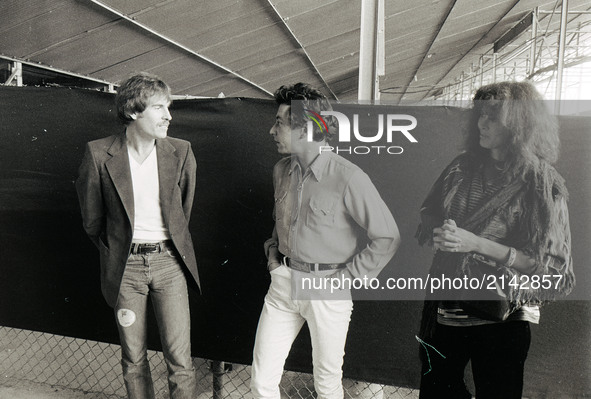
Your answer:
[128,147,170,242]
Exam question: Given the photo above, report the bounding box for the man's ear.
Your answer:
[296,127,308,140]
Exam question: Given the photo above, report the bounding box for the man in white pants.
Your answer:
[250,83,400,399]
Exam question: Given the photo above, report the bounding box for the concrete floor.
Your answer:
[0,378,120,399]
[0,327,417,399]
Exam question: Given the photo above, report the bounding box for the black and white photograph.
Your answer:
[0,1,590,398]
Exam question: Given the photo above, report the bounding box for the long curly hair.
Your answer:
[464,81,560,181]
[273,83,338,142]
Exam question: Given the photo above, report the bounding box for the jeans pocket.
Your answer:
[269,264,288,276]
[163,248,179,258]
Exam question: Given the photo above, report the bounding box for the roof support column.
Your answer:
[555,0,569,108]
[358,0,384,101]
[5,61,23,86]
[492,53,498,83]
[528,7,539,76]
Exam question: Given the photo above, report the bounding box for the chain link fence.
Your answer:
[0,326,417,398]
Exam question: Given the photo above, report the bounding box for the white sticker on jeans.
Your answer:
[117,309,136,327]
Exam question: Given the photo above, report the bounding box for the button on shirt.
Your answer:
[265,151,398,279]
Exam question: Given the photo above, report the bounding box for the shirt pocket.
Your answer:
[307,195,337,227]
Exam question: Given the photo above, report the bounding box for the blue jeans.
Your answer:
[115,248,197,399]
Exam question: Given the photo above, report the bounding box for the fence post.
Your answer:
[212,360,226,399]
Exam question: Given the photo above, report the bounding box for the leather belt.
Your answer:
[283,256,345,273]
[130,240,173,255]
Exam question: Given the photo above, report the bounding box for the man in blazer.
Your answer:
[76,73,200,399]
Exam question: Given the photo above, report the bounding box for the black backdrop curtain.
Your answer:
[0,86,589,396]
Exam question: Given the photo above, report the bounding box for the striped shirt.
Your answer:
[439,161,540,326]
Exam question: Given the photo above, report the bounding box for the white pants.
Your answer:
[251,264,353,399]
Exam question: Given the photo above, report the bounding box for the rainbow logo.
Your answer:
[304,109,328,133]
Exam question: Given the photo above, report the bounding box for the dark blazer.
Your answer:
[76,133,201,307]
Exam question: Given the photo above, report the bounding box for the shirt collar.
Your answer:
[288,151,331,182]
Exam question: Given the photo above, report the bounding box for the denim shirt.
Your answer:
[264,151,398,279]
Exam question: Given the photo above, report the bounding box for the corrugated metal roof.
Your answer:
[1,0,589,101]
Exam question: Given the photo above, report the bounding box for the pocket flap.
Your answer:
[309,196,337,216]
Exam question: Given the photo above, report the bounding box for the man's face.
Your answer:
[269,104,294,155]
[131,93,172,140]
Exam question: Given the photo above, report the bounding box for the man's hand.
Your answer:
[267,260,282,272]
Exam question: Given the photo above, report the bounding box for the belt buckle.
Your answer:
[145,244,159,253]
[137,243,160,254]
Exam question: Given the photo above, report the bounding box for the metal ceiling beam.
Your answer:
[527,54,591,78]
[419,0,522,101]
[89,0,273,97]
[494,12,533,53]
[432,3,591,101]
[399,0,457,102]
[0,54,115,88]
[539,9,591,13]
[266,0,338,100]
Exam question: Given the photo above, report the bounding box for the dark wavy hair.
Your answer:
[465,81,559,180]
[274,83,338,142]
[115,73,171,125]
